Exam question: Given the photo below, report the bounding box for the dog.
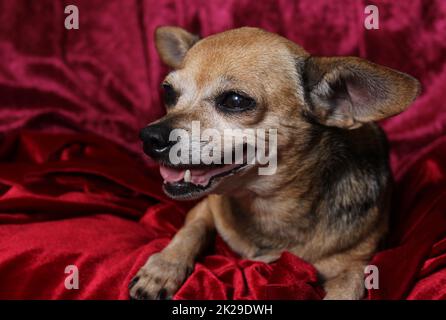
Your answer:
[129,26,420,300]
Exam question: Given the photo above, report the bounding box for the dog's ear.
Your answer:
[155,26,200,68]
[301,56,420,129]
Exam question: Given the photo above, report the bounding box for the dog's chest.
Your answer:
[210,195,314,260]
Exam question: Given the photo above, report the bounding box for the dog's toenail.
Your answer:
[128,276,139,289]
[135,288,144,299]
[157,288,167,300]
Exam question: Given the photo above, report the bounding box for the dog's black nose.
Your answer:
[140,124,173,158]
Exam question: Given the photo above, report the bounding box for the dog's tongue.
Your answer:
[159,164,239,186]
[159,165,184,183]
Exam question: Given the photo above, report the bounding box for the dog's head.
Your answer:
[140,26,420,200]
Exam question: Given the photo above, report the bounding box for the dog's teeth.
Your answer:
[184,169,191,183]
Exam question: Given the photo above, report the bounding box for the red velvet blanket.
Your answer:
[0,0,445,299]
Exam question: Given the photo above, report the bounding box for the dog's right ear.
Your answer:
[301,56,420,129]
[155,26,200,69]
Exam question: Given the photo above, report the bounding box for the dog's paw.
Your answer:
[322,278,365,300]
[323,290,364,300]
[128,252,193,300]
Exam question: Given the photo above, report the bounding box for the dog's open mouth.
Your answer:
[160,162,247,200]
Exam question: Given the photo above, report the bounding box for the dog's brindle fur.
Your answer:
[129,27,420,300]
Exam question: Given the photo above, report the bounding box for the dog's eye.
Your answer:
[161,83,178,107]
[216,91,256,112]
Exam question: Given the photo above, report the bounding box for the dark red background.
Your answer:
[0,0,445,299]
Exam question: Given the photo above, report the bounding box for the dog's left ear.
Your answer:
[302,56,421,129]
[155,26,200,69]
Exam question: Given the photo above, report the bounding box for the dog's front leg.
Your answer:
[129,199,214,300]
[315,256,367,300]
[314,232,381,300]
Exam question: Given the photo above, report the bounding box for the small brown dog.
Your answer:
[130,27,420,300]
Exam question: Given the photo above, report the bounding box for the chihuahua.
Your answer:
[129,27,420,300]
